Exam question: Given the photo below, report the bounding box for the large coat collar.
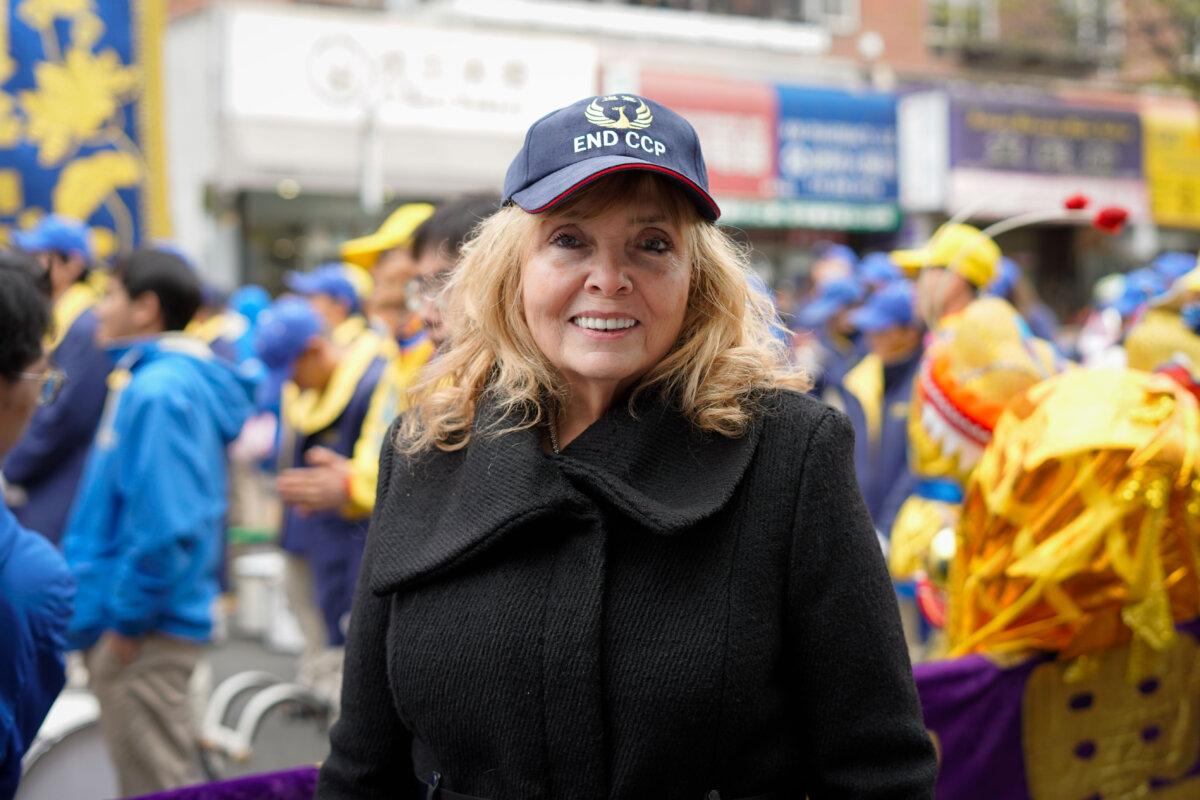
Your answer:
[368,392,764,596]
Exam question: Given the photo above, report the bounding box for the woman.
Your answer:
[318,96,936,799]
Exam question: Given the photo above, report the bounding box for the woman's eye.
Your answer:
[550,232,583,249]
[641,236,672,254]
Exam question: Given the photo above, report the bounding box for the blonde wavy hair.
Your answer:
[400,172,808,454]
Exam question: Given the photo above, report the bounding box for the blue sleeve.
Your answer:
[0,526,75,792]
[2,315,110,486]
[108,389,213,637]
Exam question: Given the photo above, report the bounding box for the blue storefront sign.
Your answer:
[757,85,899,231]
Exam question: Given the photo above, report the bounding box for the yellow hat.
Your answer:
[341,203,436,270]
[891,223,1000,289]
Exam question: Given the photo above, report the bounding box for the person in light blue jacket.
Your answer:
[61,249,253,797]
[0,255,75,800]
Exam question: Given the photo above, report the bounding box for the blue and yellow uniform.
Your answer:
[3,281,111,543]
[259,299,391,647]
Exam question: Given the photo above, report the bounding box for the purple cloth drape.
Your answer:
[130,766,318,800]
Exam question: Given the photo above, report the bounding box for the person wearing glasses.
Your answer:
[60,249,253,796]
[3,215,112,545]
[318,97,935,799]
[276,196,501,523]
[0,255,76,799]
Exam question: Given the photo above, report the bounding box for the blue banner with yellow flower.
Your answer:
[0,0,168,260]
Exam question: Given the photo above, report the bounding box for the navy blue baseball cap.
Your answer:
[858,252,902,287]
[13,214,92,259]
[849,280,916,332]
[253,296,323,402]
[503,94,720,221]
[797,278,865,328]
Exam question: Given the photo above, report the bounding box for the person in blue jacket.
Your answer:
[60,249,253,797]
[255,296,386,711]
[0,255,75,800]
[3,216,111,544]
[838,280,924,542]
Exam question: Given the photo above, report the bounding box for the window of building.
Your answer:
[1060,0,1124,59]
[927,0,999,45]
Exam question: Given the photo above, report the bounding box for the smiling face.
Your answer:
[520,190,693,400]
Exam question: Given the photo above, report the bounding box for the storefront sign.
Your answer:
[951,100,1142,179]
[640,71,776,199]
[1142,104,1200,230]
[225,8,597,135]
[773,85,899,231]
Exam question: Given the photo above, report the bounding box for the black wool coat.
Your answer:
[316,389,937,800]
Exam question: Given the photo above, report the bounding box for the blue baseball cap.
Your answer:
[253,296,323,402]
[816,243,859,270]
[858,252,901,287]
[797,278,865,328]
[849,280,916,333]
[231,285,271,324]
[1151,251,1196,285]
[1111,268,1166,318]
[985,257,1020,299]
[503,94,719,221]
[13,214,92,260]
[285,264,362,315]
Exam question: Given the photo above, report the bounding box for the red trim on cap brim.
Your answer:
[525,163,721,220]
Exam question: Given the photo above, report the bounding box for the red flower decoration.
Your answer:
[1093,206,1128,234]
[1064,193,1090,210]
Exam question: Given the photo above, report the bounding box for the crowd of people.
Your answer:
[0,91,1198,799]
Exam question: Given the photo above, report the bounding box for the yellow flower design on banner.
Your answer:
[0,93,23,147]
[53,150,141,220]
[20,47,139,166]
[17,0,92,29]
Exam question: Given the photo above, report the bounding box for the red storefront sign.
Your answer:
[640,71,777,200]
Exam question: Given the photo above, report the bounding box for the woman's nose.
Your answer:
[585,248,633,296]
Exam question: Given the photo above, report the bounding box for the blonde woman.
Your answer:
[317,97,936,800]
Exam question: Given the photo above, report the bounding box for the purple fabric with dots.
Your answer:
[915,619,1200,799]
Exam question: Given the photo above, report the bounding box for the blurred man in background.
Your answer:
[3,216,112,544]
[256,296,387,715]
[285,263,373,347]
[840,280,923,542]
[0,255,75,799]
[61,249,253,796]
[341,203,434,342]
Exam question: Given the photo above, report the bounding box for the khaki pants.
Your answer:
[85,633,204,797]
[281,553,346,717]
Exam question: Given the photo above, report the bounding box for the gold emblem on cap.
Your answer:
[585,95,652,130]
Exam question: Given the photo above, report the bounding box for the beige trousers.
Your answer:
[85,633,204,797]
[281,553,345,717]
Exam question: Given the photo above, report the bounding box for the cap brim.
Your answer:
[341,234,391,269]
[284,272,321,295]
[890,247,930,275]
[12,231,45,251]
[511,155,720,222]
[849,307,897,332]
[797,299,844,329]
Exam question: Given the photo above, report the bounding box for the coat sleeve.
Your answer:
[785,408,937,798]
[317,422,418,799]
[0,520,74,796]
[2,315,109,486]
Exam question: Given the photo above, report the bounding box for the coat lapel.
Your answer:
[551,393,764,534]
[367,392,764,595]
